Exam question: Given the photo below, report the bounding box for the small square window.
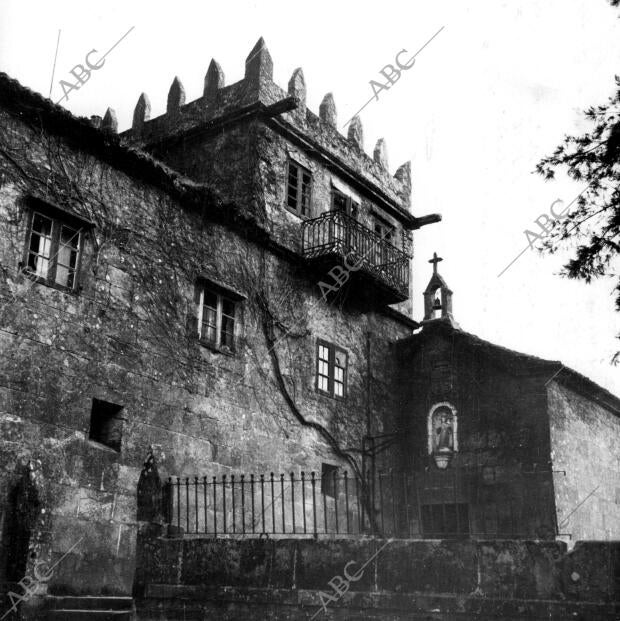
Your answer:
[24,210,83,290]
[89,398,124,452]
[321,463,338,498]
[286,160,312,217]
[316,339,348,399]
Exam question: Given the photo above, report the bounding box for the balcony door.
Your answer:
[331,187,359,252]
[373,217,395,271]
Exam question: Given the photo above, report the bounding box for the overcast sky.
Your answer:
[1,0,619,393]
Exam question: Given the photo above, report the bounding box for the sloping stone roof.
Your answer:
[0,71,275,243]
[398,318,620,415]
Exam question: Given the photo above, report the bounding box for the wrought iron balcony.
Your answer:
[301,211,411,304]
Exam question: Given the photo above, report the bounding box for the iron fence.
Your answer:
[163,466,558,539]
[164,471,374,536]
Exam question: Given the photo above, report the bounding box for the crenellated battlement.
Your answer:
[112,37,413,215]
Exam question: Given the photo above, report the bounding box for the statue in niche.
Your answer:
[433,407,454,452]
[435,411,454,452]
[427,403,457,456]
[428,404,457,469]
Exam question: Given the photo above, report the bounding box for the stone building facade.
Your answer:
[394,271,620,541]
[0,39,439,598]
[0,37,617,612]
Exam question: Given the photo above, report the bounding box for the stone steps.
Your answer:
[47,611,132,621]
[44,596,134,620]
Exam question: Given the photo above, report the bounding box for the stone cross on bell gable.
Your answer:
[422,252,458,327]
[429,252,443,275]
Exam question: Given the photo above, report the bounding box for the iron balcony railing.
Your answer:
[301,211,410,300]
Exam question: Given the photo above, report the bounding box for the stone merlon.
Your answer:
[117,37,443,228]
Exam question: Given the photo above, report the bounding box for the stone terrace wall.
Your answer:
[134,527,620,620]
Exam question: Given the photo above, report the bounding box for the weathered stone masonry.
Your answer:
[0,37,619,620]
[0,37,425,598]
[549,379,620,540]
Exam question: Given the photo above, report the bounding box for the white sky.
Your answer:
[1,0,619,393]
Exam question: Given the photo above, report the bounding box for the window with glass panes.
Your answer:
[331,188,359,219]
[25,211,82,289]
[286,160,312,217]
[316,340,347,398]
[373,218,394,244]
[197,287,237,351]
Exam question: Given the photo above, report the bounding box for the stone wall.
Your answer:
[0,84,412,599]
[133,528,620,620]
[548,380,620,541]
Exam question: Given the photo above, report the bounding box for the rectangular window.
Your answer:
[316,339,347,398]
[25,210,82,289]
[286,160,312,217]
[197,286,238,352]
[373,218,394,244]
[331,188,359,219]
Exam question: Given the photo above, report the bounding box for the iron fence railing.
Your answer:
[163,467,558,539]
[301,211,410,298]
[164,471,374,537]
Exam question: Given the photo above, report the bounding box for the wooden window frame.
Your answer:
[196,283,241,354]
[286,159,312,218]
[22,208,85,292]
[331,187,359,219]
[315,338,348,399]
[373,216,395,243]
